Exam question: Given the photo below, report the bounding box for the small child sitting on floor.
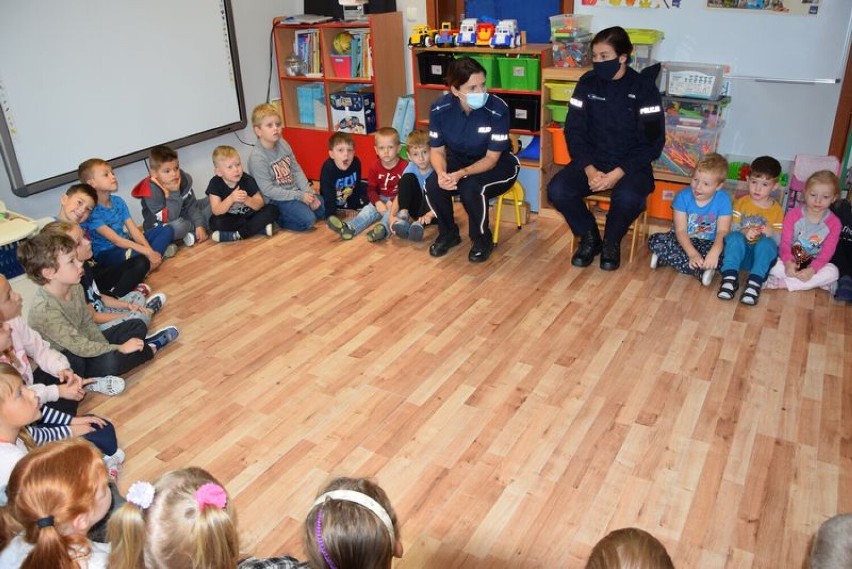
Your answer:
[390,129,436,242]
[648,153,732,286]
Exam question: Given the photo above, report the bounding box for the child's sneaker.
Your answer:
[145,292,167,314]
[145,326,180,352]
[212,230,241,243]
[366,225,388,242]
[135,283,152,297]
[104,448,126,481]
[326,216,354,240]
[391,219,410,239]
[649,252,659,269]
[701,269,715,287]
[409,221,425,242]
[164,243,178,258]
[183,232,196,247]
[265,223,274,237]
[86,375,126,396]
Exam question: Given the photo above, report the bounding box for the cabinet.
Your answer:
[409,44,552,211]
[272,12,405,179]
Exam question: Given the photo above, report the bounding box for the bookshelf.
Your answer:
[272,12,405,179]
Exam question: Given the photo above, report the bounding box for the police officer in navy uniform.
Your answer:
[547,26,665,270]
[425,57,519,262]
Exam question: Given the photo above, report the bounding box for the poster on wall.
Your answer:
[581,0,681,7]
[706,0,819,15]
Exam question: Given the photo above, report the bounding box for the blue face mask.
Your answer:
[465,91,489,110]
[593,58,622,81]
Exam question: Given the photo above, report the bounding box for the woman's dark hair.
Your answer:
[445,56,487,89]
[591,26,633,57]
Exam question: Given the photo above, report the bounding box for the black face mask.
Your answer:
[593,58,622,81]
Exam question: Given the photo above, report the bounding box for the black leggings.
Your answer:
[396,174,430,218]
[93,255,150,298]
[63,319,154,378]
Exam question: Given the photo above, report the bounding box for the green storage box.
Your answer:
[498,56,540,91]
[546,102,568,123]
[467,54,501,89]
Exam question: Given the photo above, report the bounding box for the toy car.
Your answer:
[408,24,436,48]
[475,22,495,47]
[433,21,458,48]
[456,18,478,47]
[491,19,519,49]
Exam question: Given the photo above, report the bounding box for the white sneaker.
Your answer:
[145,292,167,314]
[650,253,659,269]
[164,243,178,258]
[85,375,126,396]
[265,223,274,237]
[104,448,125,481]
[183,232,196,247]
[701,268,715,287]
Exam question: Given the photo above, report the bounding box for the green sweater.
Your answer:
[28,285,118,358]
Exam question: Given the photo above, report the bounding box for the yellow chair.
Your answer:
[567,192,649,263]
[492,181,525,246]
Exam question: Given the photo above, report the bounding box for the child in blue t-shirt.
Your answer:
[648,153,733,286]
[78,158,175,270]
[390,130,435,242]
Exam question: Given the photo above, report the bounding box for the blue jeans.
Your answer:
[95,225,174,267]
[720,232,778,278]
[348,197,391,235]
[270,198,325,231]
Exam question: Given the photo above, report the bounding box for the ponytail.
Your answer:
[107,499,148,569]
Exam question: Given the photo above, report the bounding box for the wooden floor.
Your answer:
[80,208,851,568]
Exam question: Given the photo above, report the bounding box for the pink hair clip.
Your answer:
[195,483,227,510]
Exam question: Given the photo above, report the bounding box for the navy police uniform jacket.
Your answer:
[428,92,512,166]
[565,66,665,175]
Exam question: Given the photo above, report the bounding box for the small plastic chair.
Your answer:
[492,181,525,246]
[567,192,649,263]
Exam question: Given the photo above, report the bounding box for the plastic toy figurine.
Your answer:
[408,24,436,47]
[491,19,519,48]
[456,18,478,47]
[434,21,458,47]
[475,22,496,47]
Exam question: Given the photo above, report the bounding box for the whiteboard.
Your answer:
[574,2,852,82]
[0,0,245,196]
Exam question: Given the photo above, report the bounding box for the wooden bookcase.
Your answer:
[272,12,405,179]
[409,44,552,211]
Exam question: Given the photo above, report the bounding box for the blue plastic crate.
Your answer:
[296,83,325,125]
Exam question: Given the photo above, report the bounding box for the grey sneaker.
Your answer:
[86,375,126,396]
[164,243,178,258]
[183,232,196,247]
[409,221,425,242]
[212,230,241,243]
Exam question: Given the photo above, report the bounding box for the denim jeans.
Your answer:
[270,198,325,231]
[95,225,174,267]
[348,197,391,235]
[720,232,778,278]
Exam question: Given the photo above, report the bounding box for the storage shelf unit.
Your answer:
[272,12,405,179]
[410,44,552,211]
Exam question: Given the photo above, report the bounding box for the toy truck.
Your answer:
[408,24,436,48]
[433,21,458,48]
[455,18,478,47]
[490,19,519,48]
[475,22,496,47]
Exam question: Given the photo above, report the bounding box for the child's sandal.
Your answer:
[717,276,738,300]
[740,282,761,306]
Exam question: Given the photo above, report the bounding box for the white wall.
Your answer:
[0,0,303,220]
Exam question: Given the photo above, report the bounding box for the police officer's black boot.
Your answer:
[571,227,602,267]
[600,240,621,271]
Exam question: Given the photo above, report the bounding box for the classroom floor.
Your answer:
[75,207,850,568]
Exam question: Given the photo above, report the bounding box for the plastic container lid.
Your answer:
[626,28,664,44]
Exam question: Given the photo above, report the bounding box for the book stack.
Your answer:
[346,30,372,79]
[294,29,321,76]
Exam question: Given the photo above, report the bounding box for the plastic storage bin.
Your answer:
[626,29,663,72]
[330,55,351,78]
[497,56,540,91]
[663,95,729,128]
[417,52,454,85]
[549,14,592,40]
[502,94,540,131]
[296,82,325,125]
[467,54,500,89]
[544,81,576,102]
[663,61,725,100]
[552,33,593,68]
[653,117,724,176]
[546,102,569,123]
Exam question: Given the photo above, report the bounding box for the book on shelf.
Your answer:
[294,29,322,76]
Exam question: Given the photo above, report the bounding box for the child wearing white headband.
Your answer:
[305,477,403,569]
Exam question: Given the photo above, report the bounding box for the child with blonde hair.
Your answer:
[305,477,403,569]
[390,129,436,242]
[0,438,113,568]
[765,170,841,292]
[648,153,732,286]
[586,527,674,569]
[108,466,303,569]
